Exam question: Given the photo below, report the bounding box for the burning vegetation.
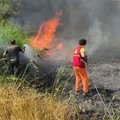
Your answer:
[30,11,63,50]
[0,0,120,120]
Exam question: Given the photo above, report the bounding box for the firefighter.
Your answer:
[3,39,25,75]
[72,39,89,95]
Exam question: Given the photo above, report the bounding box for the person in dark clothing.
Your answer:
[3,39,25,75]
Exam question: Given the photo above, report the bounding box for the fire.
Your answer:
[55,43,63,50]
[30,11,62,49]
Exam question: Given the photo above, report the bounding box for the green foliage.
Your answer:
[0,75,4,81]
[0,22,28,50]
[0,0,20,23]
[52,62,74,97]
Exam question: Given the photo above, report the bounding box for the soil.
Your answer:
[63,56,120,120]
[21,55,120,119]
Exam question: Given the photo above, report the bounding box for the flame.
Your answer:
[55,43,63,50]
[30,11,62,49]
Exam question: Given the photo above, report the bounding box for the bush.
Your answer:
[0,22,28,50]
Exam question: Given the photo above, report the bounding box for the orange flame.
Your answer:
[55,43,63,50]
[30,11,62,49]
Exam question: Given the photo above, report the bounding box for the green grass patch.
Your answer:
[0,22,28,49]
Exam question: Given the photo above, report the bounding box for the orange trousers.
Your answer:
[73,66,89,93]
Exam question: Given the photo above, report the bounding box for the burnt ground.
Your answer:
[63,56,120,120]
[1,49,120,119]
[19,55,120,119]
[88,56,120,91]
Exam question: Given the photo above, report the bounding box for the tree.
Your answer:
[0,0,20,26]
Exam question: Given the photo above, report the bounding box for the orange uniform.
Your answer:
[72,45,89,93]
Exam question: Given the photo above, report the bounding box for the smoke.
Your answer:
[62,0,120,57]
[86,18,109,55]
[23,44,34,60]
[15,0,120,59]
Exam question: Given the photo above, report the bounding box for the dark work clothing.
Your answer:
[8,60,20,75]
[5,45,23,75]
[5,45,23,61]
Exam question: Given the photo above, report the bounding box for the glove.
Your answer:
[81,55,88,64]
[22,45,26,52]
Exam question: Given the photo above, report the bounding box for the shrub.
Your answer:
[0,22,28,50]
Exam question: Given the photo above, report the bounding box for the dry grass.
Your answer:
[0,83,119,120]
[0,83,68,120]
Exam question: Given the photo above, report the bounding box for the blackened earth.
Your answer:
[66,56,120,120]
[20,55,120,120]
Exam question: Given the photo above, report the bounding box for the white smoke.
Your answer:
[23,44,34,60]
[86,18,109,55]
[62,0,120,57]
[15,0,120,58]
